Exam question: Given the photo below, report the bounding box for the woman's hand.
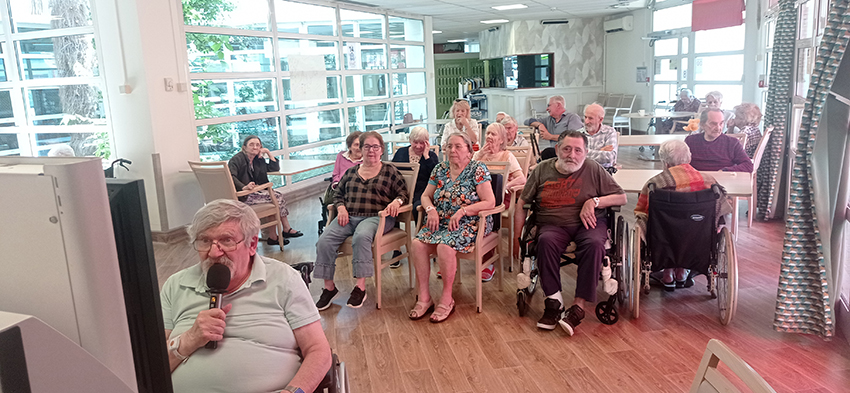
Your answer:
[426,209,439,232]
[242,181,257,191]
[259,147,275,160]
[336,206,349,227]
[385,199,401,217]
[449,207,466,231]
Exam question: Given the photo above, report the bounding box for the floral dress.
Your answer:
[416,160,493,252]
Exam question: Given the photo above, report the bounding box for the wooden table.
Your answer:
[613,169,752,237]
[268,159,334,176]
[619,134,686,146]
[621,111,697,135]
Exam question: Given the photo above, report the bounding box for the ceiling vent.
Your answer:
[540,19,569,25]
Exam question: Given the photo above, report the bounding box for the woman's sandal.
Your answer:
[282,228,304,238]
[429,300,455,323]
[409,300,434,320]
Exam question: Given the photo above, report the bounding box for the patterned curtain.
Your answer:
[757,0,796,220]
[774,0,850,338]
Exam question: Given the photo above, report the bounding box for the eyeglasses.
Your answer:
[193,237,244,252]
[361,144,382,151]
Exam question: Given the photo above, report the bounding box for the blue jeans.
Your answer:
[314,215,395,280]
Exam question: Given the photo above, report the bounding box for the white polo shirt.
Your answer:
[161,254,320,393]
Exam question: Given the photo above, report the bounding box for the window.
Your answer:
[0,0,110,159]
[181,0,429,186]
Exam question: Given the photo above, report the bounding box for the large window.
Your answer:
[182,0,428,185]
[651,3,746,110]
[0,0,110,159]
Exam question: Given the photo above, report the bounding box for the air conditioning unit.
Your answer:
[604,15,634,33]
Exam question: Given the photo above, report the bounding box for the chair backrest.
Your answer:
[596,92,609,105]
[483,162,509,232]
[727,133,747,148]
[384,161,419,204]
[751,126,773,173]
[689,339,776,393]
[620,94,636,110]
[506,146,531,176]
[606,93,624,108]
[527,96,548,115]
[188,161,238,203]
[647,184,721,274]
[430,145,441,161]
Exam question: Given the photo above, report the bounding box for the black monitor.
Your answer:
[106,179,173,393]
[0,326,32,393]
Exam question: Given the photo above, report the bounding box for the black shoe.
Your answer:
[536,298,564,330]
[559,305,586,336]
[390,251,402,268]
[347,287,367,308]
[677,276,695,288]
[266,237,289,246]
[315,288,339,311]
[282,229,304,238]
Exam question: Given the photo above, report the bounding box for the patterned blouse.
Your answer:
[333,163,409,217]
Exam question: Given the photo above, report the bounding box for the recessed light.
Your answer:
[481,19,509,24]
[447,39,467,43]
[432,30,442,34]
[492,4,527,11]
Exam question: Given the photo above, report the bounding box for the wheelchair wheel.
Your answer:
[614,217,631,316]
[631,226,642,319]
[595,301,619,325]
[715,227,738,325]
[517,290,529,317]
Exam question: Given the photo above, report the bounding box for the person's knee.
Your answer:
[538,231,565,251]
[351,230,375,246]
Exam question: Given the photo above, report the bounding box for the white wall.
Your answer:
[94,0,204,232]
[603,9,653,131]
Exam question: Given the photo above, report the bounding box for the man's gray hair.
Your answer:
[706,90,723,102]
[408,126,429,143]
[549,95,565,106]
[188,199,260,243]
[443,131,474,156]
[680,89,694,99]
[658,140,691,167]
[699,108,725,128]
[498,114,517,128]
[584,102,605,118]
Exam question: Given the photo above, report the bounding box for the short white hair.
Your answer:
[408,126,429,143]
[584,102,605,118]
[498,114,517,128]
[658,140,691,167]
[549,95,565,106]
[486,123,508,150]
[706,91,723,102]
[188,199,260,243]
[48,145,75,157]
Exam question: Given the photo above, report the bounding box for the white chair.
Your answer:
[748,126,773,227]
[603,94,624,126]
[326,161,419,309]
[689,339,775,393]
[188,161,284,250]
[612,94,636,135]
[527,96,548,119]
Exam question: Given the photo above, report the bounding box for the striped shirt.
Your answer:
[334,163,409,217]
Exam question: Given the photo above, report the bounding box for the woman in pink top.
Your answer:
[322,131,363,207]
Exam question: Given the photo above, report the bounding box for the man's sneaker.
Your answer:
[347,287,367,308]
[536,298,564,330]
[390,251,402,268]
[558,305,586,336]
[481,264,496,282]
[315,287,339,311]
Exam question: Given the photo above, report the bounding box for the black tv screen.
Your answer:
[106,179,173,393]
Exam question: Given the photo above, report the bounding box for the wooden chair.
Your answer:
[188,161,284,250]
[689,339,775,393]
[748,126,773,227]
[727,133,748,149]
[430,144,441,162]
[506,146,532,176]
[415,163,508,313]
[326,161,419,309]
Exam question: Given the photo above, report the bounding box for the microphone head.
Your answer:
[206,264,231,293]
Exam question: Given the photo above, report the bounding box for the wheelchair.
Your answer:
[515,204,630,325]
[318,177,334,235]
[630,184,738,325]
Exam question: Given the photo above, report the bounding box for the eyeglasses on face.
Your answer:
[193,237,245,252]
[361,144,382,151]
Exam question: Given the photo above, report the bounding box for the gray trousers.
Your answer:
[314,215,395,280]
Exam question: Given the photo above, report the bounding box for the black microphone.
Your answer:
[205,263,231,349]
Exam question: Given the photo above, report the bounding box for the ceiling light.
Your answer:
[481,19,509,24]
[432,30,442,34]
[447,39,467,43]
[492,4,527,11]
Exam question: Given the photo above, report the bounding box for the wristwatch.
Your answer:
[425,205,435,213]
[168,334,189,363]
[283,385,305,393]
[593,197,600,208]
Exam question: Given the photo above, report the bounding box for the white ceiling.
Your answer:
[356,0,649,42]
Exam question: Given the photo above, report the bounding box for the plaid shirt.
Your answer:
[580,124,618,168]
[334,163,409,217]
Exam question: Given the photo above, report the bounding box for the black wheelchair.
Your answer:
[630,184,738,325]
[515,204,630,325]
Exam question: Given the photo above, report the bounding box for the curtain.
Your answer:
[775,0,850,339]
[758,0,796,221]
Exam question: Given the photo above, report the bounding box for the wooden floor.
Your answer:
[154,146,850,393]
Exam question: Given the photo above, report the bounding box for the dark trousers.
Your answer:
[537,218,608,303]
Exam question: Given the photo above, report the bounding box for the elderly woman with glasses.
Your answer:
[314,131,410,311]
[728,103,763,158]
[408,132,496,323]
[440,99,480,150]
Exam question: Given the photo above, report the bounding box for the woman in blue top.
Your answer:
[408,132,496,323]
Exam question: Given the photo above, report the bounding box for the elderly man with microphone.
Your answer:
[160,199,330,393]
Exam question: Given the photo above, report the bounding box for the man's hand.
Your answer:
[580,199,597,229]
[536,123,555,141]
[385,199,401,217]
[600,145,614,152]
[336,206,349,227]
[184,303,232,353]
